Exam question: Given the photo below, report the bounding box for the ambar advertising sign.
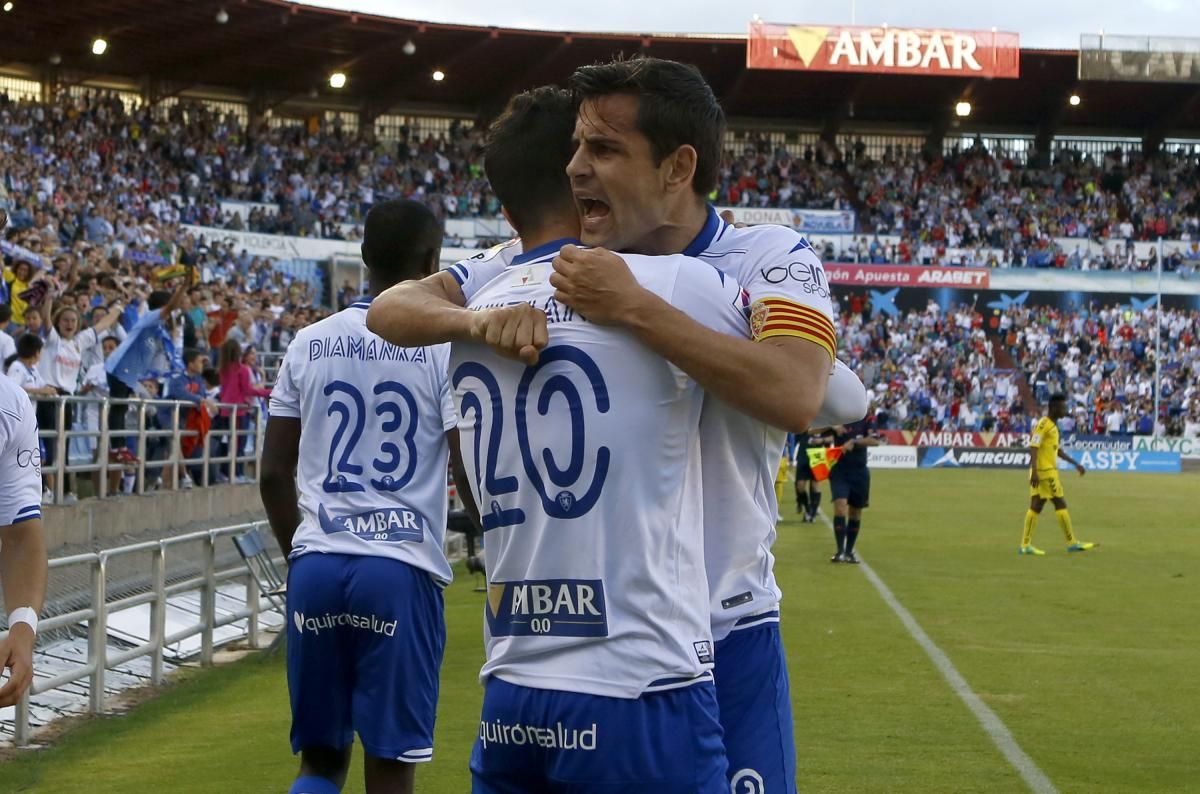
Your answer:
[748,22,1020,78]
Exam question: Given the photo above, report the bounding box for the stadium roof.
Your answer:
[6,0,1200,136]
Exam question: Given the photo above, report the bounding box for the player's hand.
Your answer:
[842,440,855,452]
[1076,463,1086,477]
[470,304,548,366]
[0,624,35,708]
[550,245,648,327]
[1030,472,1040,488]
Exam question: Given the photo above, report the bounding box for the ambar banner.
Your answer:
[748,22,1020,78]
[825,264,990,289]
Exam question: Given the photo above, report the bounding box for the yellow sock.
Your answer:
[1022,510,1039,547]
[1056,509,1077,544]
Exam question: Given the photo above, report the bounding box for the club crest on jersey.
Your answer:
[486,579,608,638]
[556,491,575,512]
[749,300,770,339]
[318,503,426,543]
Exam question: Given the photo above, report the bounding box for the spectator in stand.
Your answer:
[162,349,218,489]
[104,274,192,460]
[215,338,271,483]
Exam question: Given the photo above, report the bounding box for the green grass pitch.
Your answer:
[1,468,1197,792]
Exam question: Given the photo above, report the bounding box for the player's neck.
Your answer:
[630,198,709,256]
[518,218,582,252]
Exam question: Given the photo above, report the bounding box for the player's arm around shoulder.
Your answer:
[550,244,820,432]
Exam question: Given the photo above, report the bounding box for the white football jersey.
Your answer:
[452,238,750,699]
[0,376,42,527]
[455,209,844,641]
[684,207,839,640]
[269,299,457,583]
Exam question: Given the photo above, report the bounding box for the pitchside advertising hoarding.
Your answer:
[823,264,990,289]
[747,22,1020,78]
[866,447,918,469]
[916,446,1181,473]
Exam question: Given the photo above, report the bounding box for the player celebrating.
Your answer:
[454,86,744,792]
[260,200,475,794]
[368,58,868,792]
[1020,393,1096,556]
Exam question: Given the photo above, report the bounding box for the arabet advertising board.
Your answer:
[748,22,1020,78]
[824,264,990,289]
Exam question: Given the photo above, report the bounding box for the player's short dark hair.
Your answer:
[569,57,725,196]
[1049,393,1068,405]
[483,86,577,233]
[360,199,442,282]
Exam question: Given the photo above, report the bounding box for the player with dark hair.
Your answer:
[367,59,868,793]
[261,199,477,794]
[1021,393,1095,555]
[450,84,742,793]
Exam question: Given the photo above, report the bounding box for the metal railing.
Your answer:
[32,395,265,504]
[2,521,282,747]
[258,351,284,385]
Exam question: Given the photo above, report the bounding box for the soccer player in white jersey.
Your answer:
[0,375,48,708]
[369,61,866,792]
[456,87,745,792]
[260,200,477,794]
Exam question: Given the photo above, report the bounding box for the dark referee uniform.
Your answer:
[829,419,875,508]
[829,416,878,563]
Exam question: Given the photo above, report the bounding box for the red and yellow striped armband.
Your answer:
[749,297,837,361]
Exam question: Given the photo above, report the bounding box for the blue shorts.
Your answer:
[830,465,870,508]
[714,618,797,793]
[286,552,445,763]
[470,676,727,793]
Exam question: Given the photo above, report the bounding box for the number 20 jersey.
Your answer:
[450,241,750,699]
[269,300,456,583]
[449,209,842,642]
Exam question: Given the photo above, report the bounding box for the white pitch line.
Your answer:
[816,512,1058,794]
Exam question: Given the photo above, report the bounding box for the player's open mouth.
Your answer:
[578,197,611,222]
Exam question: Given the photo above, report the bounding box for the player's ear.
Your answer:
[661,144,697,195]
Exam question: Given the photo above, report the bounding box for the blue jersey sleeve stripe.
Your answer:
[446,265,466,286]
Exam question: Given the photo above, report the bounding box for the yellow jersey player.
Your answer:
[1020,394,1096,555]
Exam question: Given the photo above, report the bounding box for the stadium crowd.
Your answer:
[3,90,1199,508]
[717,133,1200,271]
[837,298,1200,439]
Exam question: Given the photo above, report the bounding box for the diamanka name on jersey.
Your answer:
[308,335,428,363]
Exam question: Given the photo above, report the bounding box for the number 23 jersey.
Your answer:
[269,300,456,583]
[451,241,750,699]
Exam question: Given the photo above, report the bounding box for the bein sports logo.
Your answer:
[292,610,397,637]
